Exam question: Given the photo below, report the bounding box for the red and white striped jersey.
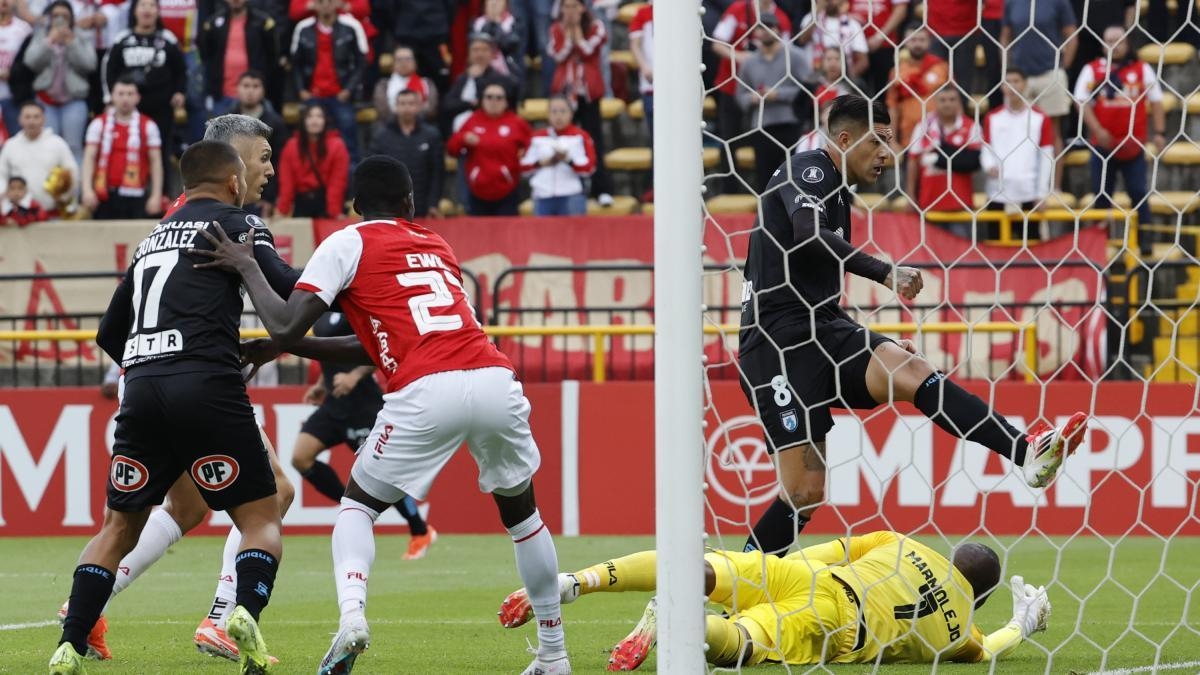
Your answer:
[295,219,512,393]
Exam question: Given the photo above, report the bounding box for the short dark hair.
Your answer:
[951,542,1002,609]
[20,100,44,114]
[827,95,890,135]
[237,70,265,85]
[1006,66,1026,80]
[180,140,242,189]
[395,88,421,101]
[112,74,139,93]
[352,155,413,217]
[8,176,26,187]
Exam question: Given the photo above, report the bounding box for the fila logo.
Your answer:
[119,566,131,577]
[110,457,149,492]
[346,572,368,581]
[374,424,394,456]
[191,455,240,490]
[538,618,562,628]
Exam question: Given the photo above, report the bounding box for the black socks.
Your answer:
[60,564,115,655]
[301,461,346,503]
[913,372,1028,466]
[234,549,279,621]
[745,497,810,557]
[395,497,428,536]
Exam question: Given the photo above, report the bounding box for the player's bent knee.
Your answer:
[782,485,825,514]
[492,479,536,529]
[339,496,382,522]
[275,477,295,516]
[163,494,209,533]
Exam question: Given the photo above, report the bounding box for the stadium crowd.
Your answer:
[0,0,1192,226]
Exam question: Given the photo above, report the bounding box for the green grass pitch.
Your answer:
[1,534,1198,674]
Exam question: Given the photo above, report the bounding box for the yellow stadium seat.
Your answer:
[1187,92,1200,115]
[606,147,653,171]
[601,97,627,120]
[1079,193,1134,209]
[702,146,720,169]
[610,50,636,68]
[283,102,299,125]
[445,155,458,173]
[519,199,534,216]
[968,95,990,115]
[628,98,645,120]
[520,98,549,122]
[587,195,639,215]
[617,2,647,24]
[1159,142,1200,165]
[975,45,985,68]
[356,108,377,125]
[642,202,654,216]
[1062,149,1091,167]
[704,96,716,118]
[438,198,462,216]
[1045,191,1078,210]
[1162,92,1180,114]
[174,107,187,125]
[280,103,375,126]
[379,53,393,75]
[1137,42,1197,66]
[735,146,755,170]
[856,193,889,211]
[706,194,759,214]
[1150,191,1200,215]
[890,195,915,211]
[973,192,989,209]
[525,55,542,71]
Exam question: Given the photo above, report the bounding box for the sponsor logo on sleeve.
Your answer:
[245,215,267,229]
[801,166,825,183]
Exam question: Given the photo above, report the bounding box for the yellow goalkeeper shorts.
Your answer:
[704,550,858,665]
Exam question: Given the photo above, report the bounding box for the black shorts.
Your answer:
[739,318,894,450]
[299,400,380,451]
[107,371,277,512]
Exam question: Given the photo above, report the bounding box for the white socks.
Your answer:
[332,499,379,624]
[507,510,564,654]
[205,527,242,629]
[111,509,183,597]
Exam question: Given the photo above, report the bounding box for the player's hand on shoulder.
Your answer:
[240,337,281,382]
[885,266,923,301]
[190,220,256,273]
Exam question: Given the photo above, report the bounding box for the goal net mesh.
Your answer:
[692,0,1200,671]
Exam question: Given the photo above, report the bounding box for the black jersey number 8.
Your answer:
[130,250,179,332]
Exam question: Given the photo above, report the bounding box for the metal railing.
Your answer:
[0,321,1038,385]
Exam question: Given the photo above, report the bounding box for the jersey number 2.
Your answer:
[130,250,179,332]
[398,270,466,335]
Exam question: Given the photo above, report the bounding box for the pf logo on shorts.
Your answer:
[191,455,240,491]
[110,457,149,492]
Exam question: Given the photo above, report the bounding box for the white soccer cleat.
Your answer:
[607,597,658,672]
[499,574,581,628]
[1022,412,1088,488]
[521,649,571,675]
[317,615,370,675]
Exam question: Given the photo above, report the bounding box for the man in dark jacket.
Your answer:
[198,0,282,111]
[224,70,289,215]
[369,89,444,219]
[290,0,367,163]
[440,33,516,136]
[376,0,455,92]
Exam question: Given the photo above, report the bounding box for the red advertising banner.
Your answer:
[3,381,1196,538]
[315,215,1108,382]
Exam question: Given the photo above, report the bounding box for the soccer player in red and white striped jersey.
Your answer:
[192,155,569,675]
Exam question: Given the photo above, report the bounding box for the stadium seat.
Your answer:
[601,98,627,120]
[702,147,720,169]
[642,202,654,216]
[704,96,716,118]
[1061,149,1091,167]
[629,99,644,120]
[1079,193,1134,210]
[610,50,637,68]
[519,98,549,122]
[1157,142,1200,191]
[445,155,457,172]
[587,195,639,215]
[280,103,375,126]
[1137,42,1197,67]
[735,146,755,171]
[379,53,392,75]
[706,194,758,214]
[1159,142,1200,165]
[174,107,187,125]
[1149,191,1200,215]
[519,199,534,216]
[973,192,988,209]
[890,195,915,211]
[617,2,647,24]
[1044,191,1078,210]
[606,147,652,171]
[438,198,462,216]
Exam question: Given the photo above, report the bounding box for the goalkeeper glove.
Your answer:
[1009,575,1051,638]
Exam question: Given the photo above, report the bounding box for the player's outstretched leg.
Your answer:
[320,481,382,675]
[500,552,654,628]
[53,508,153,674]
[866,341,1088,487]
[607,597,658,672]
[224,494,283,675]
[494,482,570,675]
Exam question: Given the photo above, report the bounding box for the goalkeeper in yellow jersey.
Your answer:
[498,531,1050,671]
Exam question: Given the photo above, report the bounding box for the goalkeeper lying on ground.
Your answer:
[499,531,1050,671]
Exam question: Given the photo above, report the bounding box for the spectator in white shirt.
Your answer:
[980,68,1055,236]
[796,0,868,80]
[0,100,77,211]
[520,95,595,216]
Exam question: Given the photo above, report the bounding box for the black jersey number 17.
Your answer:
[130,250,180,333]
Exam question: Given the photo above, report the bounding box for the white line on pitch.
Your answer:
[1085,660,1200,674]
[0,620,57,631]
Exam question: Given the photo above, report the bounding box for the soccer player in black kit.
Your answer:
[293,312,438,559]
[50,142,288,675]
[738,95,1089,556]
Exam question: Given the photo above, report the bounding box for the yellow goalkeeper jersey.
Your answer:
[786,531,986,664]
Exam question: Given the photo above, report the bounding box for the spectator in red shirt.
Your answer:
[277,102,349,217]
[290,0,367,165]
[886,25,949,149]
[905,85,983,235]
[81,75,164,219]
[198,0,282,116]
[447,81,531,216]
[923,0,978,95]
[0,175,47,226]
[548,0,612,206]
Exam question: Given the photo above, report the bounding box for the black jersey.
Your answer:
[312,311,381,415]
[98,198,301,378]
[739,150,891,354]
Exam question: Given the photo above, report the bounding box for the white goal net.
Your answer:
[660,0,1200,671]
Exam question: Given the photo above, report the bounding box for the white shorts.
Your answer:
[350,367,541,502]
